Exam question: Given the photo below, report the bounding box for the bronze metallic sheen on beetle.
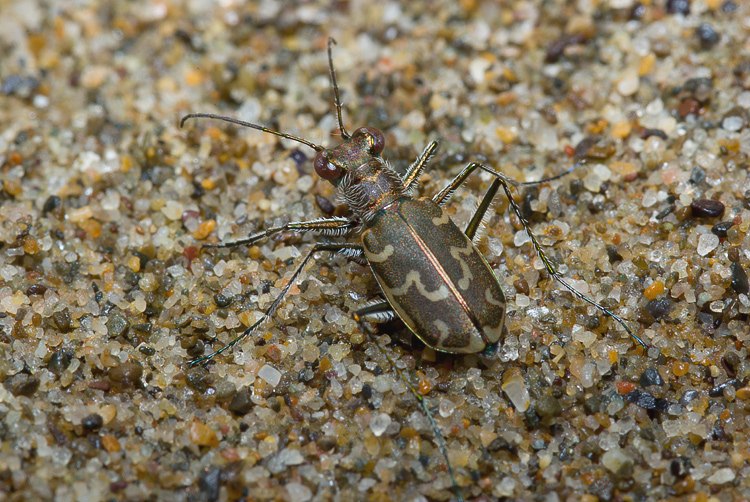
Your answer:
[181,38,646,502]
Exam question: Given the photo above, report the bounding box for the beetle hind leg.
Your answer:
[353,299,397,324]
[188,242,359,366]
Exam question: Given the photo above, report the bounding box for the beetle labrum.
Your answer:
[181,38,647,501]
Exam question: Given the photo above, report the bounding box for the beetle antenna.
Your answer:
[327,38,351,140]
[180,113,325,152]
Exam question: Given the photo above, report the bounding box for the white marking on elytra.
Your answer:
[390,271,452,301]
[433,319,451,338]
[485,287,505,306]
[431,211,451,226]
[366,244,395,263]
[448,242,475,290]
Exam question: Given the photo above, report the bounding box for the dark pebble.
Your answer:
[684,77,714,101]
[186,367,210,393]
[298,366,315,383]
[1,74,38,96]
[696,23,720,50]
[655,205,676,220]
[198,467,221,502]
[25,284,48,296]
[582,441,602,460]
[536,395,562,418]
[525,407,541,428]
[708,379,742,397]
[42,195,62,214]
[723,351,740,369]
[48,349,74,375]
[287,148,308,172]
[52,310,72,333]
[139,345,156,356]
[679,389,700,406]
[545,33,588,62]
[82,413,104,431]
[679,98,701,118]
[712,421,726,441]
[106,314,130,338]
[711,221,735,237]
[108,362,143,387]
[640,367,664,388]
[670,457,691,478]
[228,387,254,415]
[639,128,667,140]
[315,195,336,216]
[214,380,237,401]
[690,199,724,218]
[721,0,737,13]
[640,427,656,441]
[645,298,674,319]
[606,245,623,263]
[666,0,690,15]
[317,436,337,452]
[88,380,111,391]
[213,292,233,308]
[110,480,128,492]
[4,373,40,397]
[690,166,706,184]
[624,390,669,411]
[731,262,749,294]
[487,436,514,454]
[513,279,530,295]
[584,394,604,415]
[132,323,152,334]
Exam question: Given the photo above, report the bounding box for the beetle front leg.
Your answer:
[402,140,440,193]
[189,242,361,366]
[201,217,356,250]
[432,161,576,207]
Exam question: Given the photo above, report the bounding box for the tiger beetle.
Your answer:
[181,38,647,502]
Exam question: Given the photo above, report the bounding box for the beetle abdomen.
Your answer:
[362,198,506,353]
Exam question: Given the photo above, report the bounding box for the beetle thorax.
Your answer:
[337,157,405,224]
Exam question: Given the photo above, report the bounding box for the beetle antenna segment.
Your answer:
[326,38,351,140]
[497,177,648,348]
[514,160,581,187]
[180,113,325,152]
[368,333,465,502]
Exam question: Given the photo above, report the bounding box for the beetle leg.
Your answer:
[201,217,357,251]
[494,176,649,349]
[402,140,440,194]
[432,161,578,207]
[365,329,465,502]
[464,178,502,241]
[189,242,360,366]
[353,299,397,323]
[333,244,368,266]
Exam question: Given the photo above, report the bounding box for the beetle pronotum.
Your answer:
[182,38,646,501]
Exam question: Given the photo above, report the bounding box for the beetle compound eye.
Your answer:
[314,151,342,181]
[355,127,385,155]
